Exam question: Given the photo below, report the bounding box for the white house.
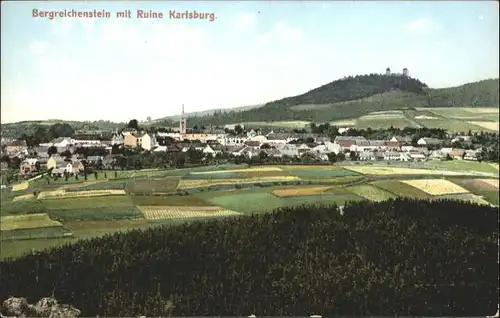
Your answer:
[275,144,299,157]
[401,146,415,152]
[248,135,268,143]
[111,134,124,145]
[203,144,224,157]
[65,163,73,174]
[52,137,72,148]
[358,151,376,161]
[383,151,402,161]
[153,145,168,152]
[417,137,442,146]
[439,147,453,154]
[247,129,258,138]
[218,136,247,146]
[409,153,426,161]
[137,133,156,151]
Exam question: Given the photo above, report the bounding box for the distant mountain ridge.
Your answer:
[185,75,499,126]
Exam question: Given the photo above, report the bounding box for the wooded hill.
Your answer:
[187,76,500,126]
[1,199,497,317]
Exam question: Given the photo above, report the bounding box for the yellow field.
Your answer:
[461,108,499,114]
[329,119,356,126]
[272,186,330,197]
[342,166,465,176]
[38,189,126,199]
[401,179,469,195]
[178,176,300,189]
[468,121,499,131]
[283,165,344,170]
[1,213,63,231]
[11,182,29,192]
[137,206,240,220]
[59,180,104,190]
[191,167,283,175]
[477,179,499,189]
[12,194,36,202]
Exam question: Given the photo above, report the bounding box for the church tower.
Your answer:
[179,104,187,134]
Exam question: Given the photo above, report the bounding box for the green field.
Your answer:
[283,167,359,179]
[447,178,499,205]
[370,180,431,199]
[346,184,396,202]
[1,163,497,259]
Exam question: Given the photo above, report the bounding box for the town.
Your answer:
[1,106,498,185]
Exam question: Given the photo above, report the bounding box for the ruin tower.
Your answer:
[179,104,187,134]
[403,68,409,77]
[385,67,391,76]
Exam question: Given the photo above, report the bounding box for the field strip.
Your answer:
[477,179,499,189]
[341,165,496,177]
[12,194,36,202]
[178,176,300,189]
[467,121,499,131]
[190,167,283,175]
[38,189,126,199]
[489,163,499,171]
[1,213,63,231]
[401,179,469,196]
[137,205,241,220]
[11,182,29,192]
[61,180,105,190]
[272,186,331,197]
[461,108,499,114]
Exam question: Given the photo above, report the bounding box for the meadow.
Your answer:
[1,162,498,259]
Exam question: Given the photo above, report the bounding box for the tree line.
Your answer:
[0,199,497,317]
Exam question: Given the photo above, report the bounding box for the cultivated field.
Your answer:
[356,111,414,129]
[468,121,499,131]
[347,185,396,202]
[1,213,62,231]
[272,186,330,198]
[232,107,499,132]
[11,182,29,192]
[137,206,240,220]
[342,166,468,176]
[177,176,300,190]
[401,179,469,196]
[371,180,430,199]
[38,189,126,199]
[190,167,284,174]
[1,162,498,259]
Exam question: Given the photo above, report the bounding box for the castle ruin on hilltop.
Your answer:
[385,67,409,77]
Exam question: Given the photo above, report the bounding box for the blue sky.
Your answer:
[1,1,498,123]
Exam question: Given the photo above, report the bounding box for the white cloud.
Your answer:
[49,18,74,38]
[231,13,257,34]
[29,40,48,56]
[479,15,484,21]
[98,21,212,59]
[256,22,304,46]
[404,18,432,35]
